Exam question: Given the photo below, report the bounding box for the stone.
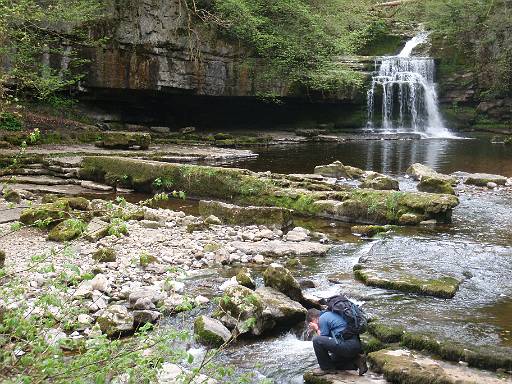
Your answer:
[204,215,222,225]
[194,295,210,306]
[80,181,113,192]
[96,131,151,150]
[194,315,232,347]
[231,240,331,258]
[90,274,110,292]
[235,269,256,290]
[406,163,456,184]
[3,189,21,203]
[256,286,307,330]
[285,227,310,242]
[84,218,109,242]
[368,348,509,384]
[77,314,93,325]
[314,161,352,179]
[487,182,498,189]
[0,250,5,268]
[180,126,196,134]
[418,176,455,195]
[303,369,386,384]
[199,200,293,229]
[464,173,507,187]
[47,219,86,242]
[163,280,185,294]
[133,297,156,310]
[96,305,134,336]
[354,266,461,299]
[157,363,217,384]
[129,287,167,307]
[359,173,399,191]
[161,293,186,314]
[263,263,304,303]
[92,248,116,262]
[139,252,158,267]
[73,281,94,299]
[351,225,389,238]
[150,126,171,134]
[19,203,71,226]
[133,310,161,325]
[398,213,423,226]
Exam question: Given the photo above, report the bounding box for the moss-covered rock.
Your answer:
[418,176,455,195]
[360,333,387,354]
[194,315,232,347]
[218,284,265,335]
[359,174,399,191]
[80,157,459,225]
[351,225,389,237]
[367,321,404,343]
[92,247,117,262]
[47,219,87,242]
[262,263,303,303]
[96,305,134,336]
[354,267,461,299]
[3,189,21,203]
[314,161,353,178]
[406,163,457,185]
[464,173,507,186]
[96,131,151,150]
[236,269,256,290]
[19,203,70,226]
[198,200,293,229]
[139,252,157,267]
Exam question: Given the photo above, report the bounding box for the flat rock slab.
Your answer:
[463,173,508,186]
[2,183,109,196]
[369,349,512,384]
[304,370,387,383]
[230,240,331,258]
[0,207,24,223]
[0,175,72,185]
[354,267,461,299]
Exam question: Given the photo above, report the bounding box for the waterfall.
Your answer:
[366,32,453,138]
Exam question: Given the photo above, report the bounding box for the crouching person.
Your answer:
[307,308,368,376]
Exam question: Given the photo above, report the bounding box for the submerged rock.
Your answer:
[194,315,232,347]
[96,131,151,150]
[198,200,293,229]
[354,266,461,299]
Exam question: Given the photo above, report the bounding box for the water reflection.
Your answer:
[233,136,512,177]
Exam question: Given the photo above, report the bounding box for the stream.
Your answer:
[158,135,512,383]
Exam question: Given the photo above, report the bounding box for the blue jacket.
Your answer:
[319,310,347,338]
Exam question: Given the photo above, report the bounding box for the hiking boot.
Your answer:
[356,354,368,376]
[312,368,337,376]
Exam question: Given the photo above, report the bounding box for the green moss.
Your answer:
[3,189,21,203]
[354,268,461,299]
[236,270,256,289]
[96,132,151,150]
[47,218,86,242]
[19,203,70,226]
[418,177,455,195]
[303,372,333,384]
[360,333,387,354]
[92,247,116,262]
[351,225,388,237]
[139,252,157,267]
[367,321,404,343]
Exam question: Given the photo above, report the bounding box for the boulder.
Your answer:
[398,212,424,226]
[285,227,310,242]
[19,203,70,226]
[235,269,256,290]
[133,310,161,325]
[194,315,232,347]
[406,163,456,184]
[418,176,455,195]
[359,173,399,191]
[92,247,116,263]
[47,219,86,242]
[256,287,307,330]
[314,161,352,179]
[198,200,293,229]
[263,263,304,303]
[96,305,134,336]
[128,286,167,308]
[464,173,507,186]
[96,131,151,150]
[218,284,265,335]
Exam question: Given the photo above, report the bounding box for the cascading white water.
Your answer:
[366,32,453,138]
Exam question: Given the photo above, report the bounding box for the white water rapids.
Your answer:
[366,32,454,138]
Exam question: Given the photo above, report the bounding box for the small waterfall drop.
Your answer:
[366,32,453,138]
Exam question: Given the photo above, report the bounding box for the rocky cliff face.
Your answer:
[83,0,290,98]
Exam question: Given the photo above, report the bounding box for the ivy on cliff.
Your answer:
[186,0,386,94]
[0,0,106,103]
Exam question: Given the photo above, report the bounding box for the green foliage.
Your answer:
[396,0,512,98]
[0,111,22,131]
[190,0,375,92]
[107,218,128,237]
[0,0,105,101]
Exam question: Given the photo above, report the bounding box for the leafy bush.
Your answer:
[0,112,22,131]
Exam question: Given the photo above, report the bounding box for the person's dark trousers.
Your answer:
[312,335,361,371]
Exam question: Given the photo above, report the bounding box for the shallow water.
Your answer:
[209,135,512,383]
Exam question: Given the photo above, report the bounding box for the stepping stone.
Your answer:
[0,175,70,185]
[304,369,387,383]
[368,349,512,384]
[463,173,507,186]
